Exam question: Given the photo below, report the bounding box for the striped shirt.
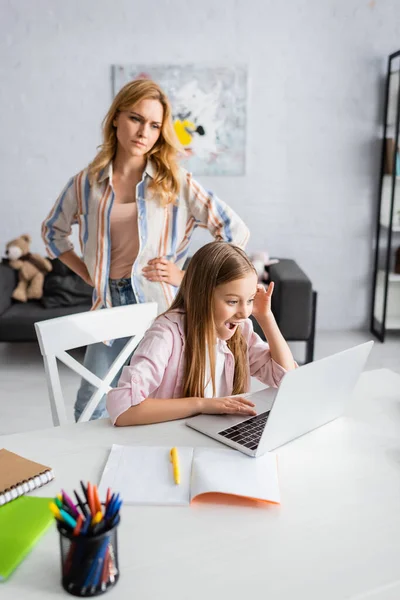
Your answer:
[41,161,250,314]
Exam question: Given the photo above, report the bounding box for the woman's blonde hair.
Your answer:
[168,242,257,398]
[89,79,182,204]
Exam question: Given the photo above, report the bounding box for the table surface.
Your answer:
[1,368,400,600]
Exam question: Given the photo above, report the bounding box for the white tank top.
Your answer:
[204,343,226,398]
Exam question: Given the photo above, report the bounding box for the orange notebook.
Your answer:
[0,449,54,506]
[98,444,280,506]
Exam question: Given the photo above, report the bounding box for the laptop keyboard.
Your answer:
[218,411,270,450]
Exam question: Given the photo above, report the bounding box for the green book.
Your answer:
[0,496,54,581]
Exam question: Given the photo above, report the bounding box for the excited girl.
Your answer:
[107,242,295,426]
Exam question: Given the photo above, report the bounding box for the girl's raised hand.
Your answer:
[142,257,184,287]
[252,282,274,321]
[198,396,256,416]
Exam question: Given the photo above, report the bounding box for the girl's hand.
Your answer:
[198,396,256,416]
[252,282,274,321]
[142,257,184,287]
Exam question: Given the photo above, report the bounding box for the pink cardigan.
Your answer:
[106,310,288,424]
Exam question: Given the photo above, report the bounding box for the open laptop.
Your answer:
[186,341,373,457]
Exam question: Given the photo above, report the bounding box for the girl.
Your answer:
[107,242,296,426]
[41,80,249,422]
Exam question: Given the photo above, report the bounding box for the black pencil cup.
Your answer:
[57,520,120,597]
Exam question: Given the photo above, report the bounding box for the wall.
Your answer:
[1,0,400,329]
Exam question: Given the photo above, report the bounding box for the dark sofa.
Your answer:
[0,260,92,342]
[0,257,316,362]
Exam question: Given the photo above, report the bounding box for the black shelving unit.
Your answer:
[370,50,400,342]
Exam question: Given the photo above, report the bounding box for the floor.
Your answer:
[0,330,399,436]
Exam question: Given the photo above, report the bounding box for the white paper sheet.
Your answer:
[98,444,280,506]
[98,444,194,506]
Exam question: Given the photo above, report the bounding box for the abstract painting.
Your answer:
[112,65,247,175]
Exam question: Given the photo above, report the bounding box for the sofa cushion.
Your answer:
[268,259,312,339]
[250,259,313,342]
[42,259,93,308]
[0,302,91,342]
[0,262,17,316]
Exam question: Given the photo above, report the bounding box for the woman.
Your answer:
[42,79,249,422]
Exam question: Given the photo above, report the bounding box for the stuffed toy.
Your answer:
[5,234,52,302]
[250,251,279,286]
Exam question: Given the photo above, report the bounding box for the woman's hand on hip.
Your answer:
[198,396,256,416]
[82,271,94,287]
[142,257,184,287]
[58,250,94,287]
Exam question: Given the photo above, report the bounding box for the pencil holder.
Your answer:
[57,519,120,597]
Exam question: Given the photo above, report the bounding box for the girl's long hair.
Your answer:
[168,242,257,398]
[88,79,182,205]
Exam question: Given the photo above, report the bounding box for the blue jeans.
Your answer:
[74,278,136,422]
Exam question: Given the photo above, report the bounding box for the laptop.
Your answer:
[186,341,373,457]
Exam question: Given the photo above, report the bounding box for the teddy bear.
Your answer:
[5,234,52,302]
[250,251,279,286]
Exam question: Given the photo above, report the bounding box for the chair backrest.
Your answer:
[35,303,158,426]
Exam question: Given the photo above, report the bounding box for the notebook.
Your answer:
[0,496,54,581]
[0,449,54,506]
[98,444,280,506]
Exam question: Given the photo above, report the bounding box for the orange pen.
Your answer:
[87,482,96,517]
[106,487,111,508]
[100,546,110,591]
[93,485,102,514]
[73,514,83,536]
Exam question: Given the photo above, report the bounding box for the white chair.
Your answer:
[35,303,158,426]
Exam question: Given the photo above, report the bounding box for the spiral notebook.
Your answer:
[0,449,54,506]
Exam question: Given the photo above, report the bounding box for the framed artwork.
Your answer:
[112,64,248,176]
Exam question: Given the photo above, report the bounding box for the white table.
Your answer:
[1,368,400,600]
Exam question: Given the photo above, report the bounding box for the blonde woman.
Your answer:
[42,80,249,422]
[107,242,296,427]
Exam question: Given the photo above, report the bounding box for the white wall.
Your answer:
[1,0,400,329]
